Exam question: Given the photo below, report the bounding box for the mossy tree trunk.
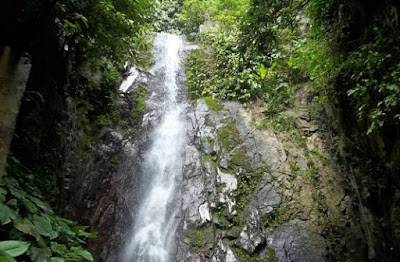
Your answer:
[0,46,31,180]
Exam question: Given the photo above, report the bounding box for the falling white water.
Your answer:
[122,33,185,262]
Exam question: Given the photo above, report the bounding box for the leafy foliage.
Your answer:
[55,0,155,66]
[241,0,300,54]
[153,0,184,32]
[184,4,296,113]
[0,157,96,262]
[303,0,400,133]
[343,27,400,133]
[177,0,249,33]
[185,49,216,99]
[130,85,148,136]
[0,241,30,259]
[185,25,259,101]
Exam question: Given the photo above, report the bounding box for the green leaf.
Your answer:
[347,88,360,96]
[0,188,6,203]
[386,84,399,91]
[259,64,267,79]
[30,197,52,213]
[33,215,59,240]
[0,241,30,257]
[0,251,17,262]
[74,13,88,28]
[77,231,98,239]
[21,198,38,213]
[71,247,93,261]
[0,204,17,225]
[251,73,260,80]
[8,186,26,199]
[49,257,65,262]
[50,242,67,255]
[14,218,42,242]
[28,247,52,262]
[6,199,17,207]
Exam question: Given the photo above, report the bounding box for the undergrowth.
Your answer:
[0,157,96,262]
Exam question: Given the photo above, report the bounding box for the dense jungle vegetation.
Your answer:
[1,0,399,261]
[176,0,400,260]
[1,0,155,261]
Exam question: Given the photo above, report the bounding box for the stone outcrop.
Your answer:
[172,98,358,261]
[62,36,366,262]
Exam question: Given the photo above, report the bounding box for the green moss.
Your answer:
[204,136,216,145]
[189,230,203,253]
[217,118,241,150]
[232,247,254,262]
[258,113,296,133]
[203,136,217,156]
[203,96,224,112]
[230,147,248,169]
[289,160,300,175]
[226,225,242,238]
[202,154,218,168]
[232,246,277,262]
[212,210,234,229]
[189,225,214,253]
[265,248,278,262]
[204,114,216,127]
[261,203,292,229]
[231,209,247,227]
[219,166,239,174]
[235,168,266,209]
[130,85,148,136]
[216,183,227,193]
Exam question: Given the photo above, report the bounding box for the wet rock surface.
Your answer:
[65,39,365,261]
[266,220,327,262]
[64,61,159,261]
[67,89,365,261]
[172,98,358,262]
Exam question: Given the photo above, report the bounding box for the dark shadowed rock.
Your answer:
[265,220,327,262]
[250,184,281,216]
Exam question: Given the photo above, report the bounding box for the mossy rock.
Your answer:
[189,225,214,254]
[217,117,241,150]
[204,114,216,127]
[202,154,218,168]
[203,97,224,112]
[230,147,249,170]
[212,211,233,229]
[232,246,278,262]
[130,84,148,136]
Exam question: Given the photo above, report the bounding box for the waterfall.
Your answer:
[122,33,186,262]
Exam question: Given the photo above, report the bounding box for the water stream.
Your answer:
[122,33,186,262]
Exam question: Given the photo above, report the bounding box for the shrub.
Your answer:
[0,157,96,262]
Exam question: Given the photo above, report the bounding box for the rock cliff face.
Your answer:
[63,33,367,261]
[36,30,373,262]
[173,98,364,261]
[64,70,152,261]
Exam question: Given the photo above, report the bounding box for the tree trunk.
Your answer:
[0,46,31,180]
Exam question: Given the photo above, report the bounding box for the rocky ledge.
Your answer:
[174,98,364,262]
